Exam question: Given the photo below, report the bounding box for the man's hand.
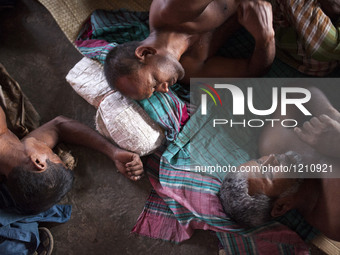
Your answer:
[238,0,274,44]
[295,114,340,158]
[113,148,144,181]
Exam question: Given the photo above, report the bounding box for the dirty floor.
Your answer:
[0,0,219,254]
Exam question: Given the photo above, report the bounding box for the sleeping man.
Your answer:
[219,87,340,241]
[0,105,143,214]
[104,0,275,100]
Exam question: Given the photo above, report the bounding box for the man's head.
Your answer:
[219,151,304,227]
[4,137,74,214]
[104,41,185,100]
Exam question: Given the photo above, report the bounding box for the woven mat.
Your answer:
[35,1,340,254]
[37,0,152,43]
[312,234,340,255]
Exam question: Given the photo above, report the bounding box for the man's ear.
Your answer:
[271,197,295,218]
[30,155,47,171]
[135,46,157,61]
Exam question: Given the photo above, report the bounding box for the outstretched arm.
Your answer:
[23,116,143,180]
[184,0,275,78]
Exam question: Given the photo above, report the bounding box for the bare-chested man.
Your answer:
[0,105,143,214]
[220,87,340,241]
[104,0,275,100]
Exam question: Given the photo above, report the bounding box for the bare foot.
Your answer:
[113,149,144,181]
[294,114,340,158]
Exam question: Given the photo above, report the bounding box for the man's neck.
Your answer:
[0,131,26,176]
[141,30,192,60]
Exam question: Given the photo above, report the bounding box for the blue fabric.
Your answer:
[0,185,72,255]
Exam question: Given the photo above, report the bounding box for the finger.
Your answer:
[310,117,323,128]
[126,154,140,167]
[127,164,143,171]
[302,120,314,133]
[130,175,142,181]
[294,127,310,143]
[131,169,144,176]
[318,114,334,124]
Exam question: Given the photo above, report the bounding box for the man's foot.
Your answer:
[294,114,340,158]
[34,227,54,255]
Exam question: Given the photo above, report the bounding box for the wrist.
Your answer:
[101,142,118,161]
[255,31,275,47]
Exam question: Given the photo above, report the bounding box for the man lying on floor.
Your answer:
[104,0,275,100]
[0,105,143,215]
[220,87,340,241]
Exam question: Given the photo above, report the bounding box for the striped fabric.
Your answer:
[137,88,189,142]
[273,0,340,76]
[75,9,320,254]
[75,9,149,64]
[132,85,318,254]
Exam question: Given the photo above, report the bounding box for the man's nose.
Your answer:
[155,82,169,93]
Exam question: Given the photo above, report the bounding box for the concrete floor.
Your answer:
[0,0,219,254]
[0,1,331,255]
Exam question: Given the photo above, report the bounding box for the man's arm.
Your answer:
[182,1,275,78]
[153,0,214,24]
[23,116,143,180]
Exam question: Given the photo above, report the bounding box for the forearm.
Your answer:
[54,116,117,161]
[237,0,275,75]
[247,35,275,76]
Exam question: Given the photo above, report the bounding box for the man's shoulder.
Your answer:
[149,0,233,33]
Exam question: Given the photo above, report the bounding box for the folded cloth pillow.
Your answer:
[66,57,165,156]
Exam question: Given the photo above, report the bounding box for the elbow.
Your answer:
[50,116,73,129]
[52,115,69,124]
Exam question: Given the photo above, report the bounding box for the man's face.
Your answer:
[115,54,185,100]
[22,137,65,172]
[240,154,299,198]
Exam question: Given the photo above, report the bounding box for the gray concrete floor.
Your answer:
[0,0,219,254]
[0,1,330,255]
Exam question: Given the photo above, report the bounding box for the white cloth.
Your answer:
[66,57,165,156]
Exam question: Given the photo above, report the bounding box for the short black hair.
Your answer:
[104,41,144,89]
[5,160,74,214]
